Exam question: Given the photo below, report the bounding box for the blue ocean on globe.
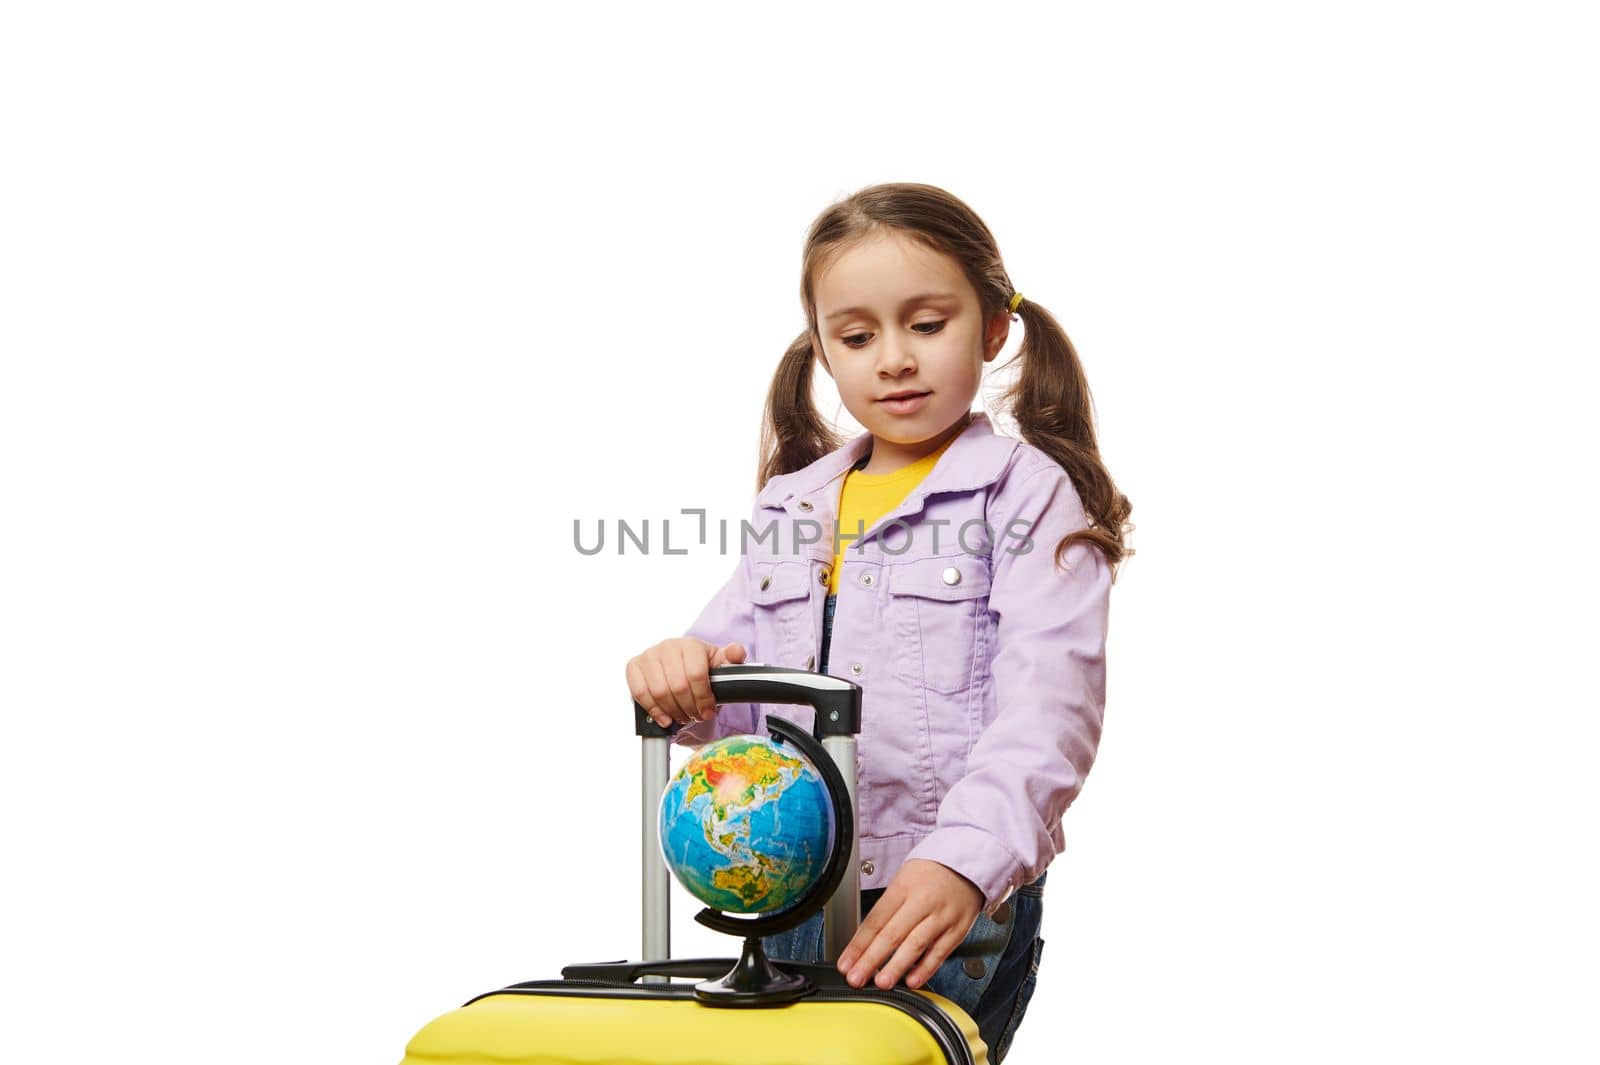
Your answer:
[658,733,836,915]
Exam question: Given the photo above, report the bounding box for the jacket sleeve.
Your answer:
[670,518,761,750]
[904,462,1112,914]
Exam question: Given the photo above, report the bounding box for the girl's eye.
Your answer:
[840,321,946,349]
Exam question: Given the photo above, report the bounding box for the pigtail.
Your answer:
[756,330,848,494]
[998,297,1135,580]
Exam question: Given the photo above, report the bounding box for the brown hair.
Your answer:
[757,182,1135,578]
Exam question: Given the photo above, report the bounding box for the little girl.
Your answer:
[625,182,1131,1063]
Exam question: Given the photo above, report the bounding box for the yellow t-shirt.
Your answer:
[828,433,959,594]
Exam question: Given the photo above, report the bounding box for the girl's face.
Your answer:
[811,229,1009,471]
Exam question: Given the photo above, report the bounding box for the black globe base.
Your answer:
[693,937,812,1007]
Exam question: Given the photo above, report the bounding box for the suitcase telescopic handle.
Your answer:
[632,664,862,739]
[634,665,865,982]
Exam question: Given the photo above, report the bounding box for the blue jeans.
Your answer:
[761,871,1047,1064]
[819,592,837,675]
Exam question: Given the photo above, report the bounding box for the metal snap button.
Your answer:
[861,860,875,876]
[850,662,863,675]
[798,500,813,511]
[942,566,962,585]
[962,956,986,979]
[817,568,830,586]
[860,572,874,586]
[759,575,772,591]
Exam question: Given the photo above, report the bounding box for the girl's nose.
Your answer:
[876,337,916,375]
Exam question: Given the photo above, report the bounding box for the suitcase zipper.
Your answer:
[469,980,977,1065]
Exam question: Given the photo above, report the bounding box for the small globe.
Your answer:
[658,733,836,915]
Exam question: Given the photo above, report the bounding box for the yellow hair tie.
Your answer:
[1008,291,1024,314]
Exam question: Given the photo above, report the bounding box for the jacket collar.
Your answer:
[755,409,1018,511]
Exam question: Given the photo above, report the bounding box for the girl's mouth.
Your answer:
[878,391,931,415]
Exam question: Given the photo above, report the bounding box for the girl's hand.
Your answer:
[836,859,984,991]
[626,638,747,728]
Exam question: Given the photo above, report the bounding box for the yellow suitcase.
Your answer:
[399,667,989,1065]
[402,961,987,1064]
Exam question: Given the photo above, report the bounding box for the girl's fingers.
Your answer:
[641,654,689,727]
[658,645,700,725]
[875,912,944,990]
[679,642,717,721]
[628,638,746,730]
[903,923,968,990]
[845,900,925,988]
[626,658,671,728]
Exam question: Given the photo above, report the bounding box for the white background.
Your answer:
[2,3,1595,1063]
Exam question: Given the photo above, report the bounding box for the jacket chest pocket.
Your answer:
[885,555,991,694]
[750,561,814,668]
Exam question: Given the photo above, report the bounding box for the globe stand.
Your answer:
[692,936,811,1006]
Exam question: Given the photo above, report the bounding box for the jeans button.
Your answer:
[993,901,1012,925]
[861,860,875,876]
[962,956,986,979]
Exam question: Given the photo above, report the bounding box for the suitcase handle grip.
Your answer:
[561,957,745,983]
[634,665,862,739]
[560,956,855,987]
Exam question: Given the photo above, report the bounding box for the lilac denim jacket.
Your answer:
[673,411,1111,916]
